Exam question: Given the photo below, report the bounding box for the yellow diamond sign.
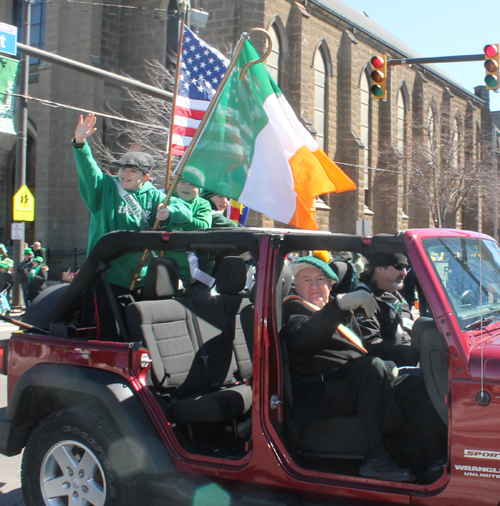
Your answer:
[13,185,35,221]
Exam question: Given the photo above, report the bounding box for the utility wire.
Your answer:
[1,92,170,132]
[53,0,180,15]
[1,89,489,183]
[1,89,490,184]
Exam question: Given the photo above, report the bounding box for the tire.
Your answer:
[21,406,141,506]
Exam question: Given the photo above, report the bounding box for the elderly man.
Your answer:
[354,252,419,367]
[282,256,415,482]
[283,255,446,483]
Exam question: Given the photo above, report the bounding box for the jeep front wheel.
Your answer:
[21,407,140,506]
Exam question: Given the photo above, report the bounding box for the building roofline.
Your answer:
[308,0,486,105]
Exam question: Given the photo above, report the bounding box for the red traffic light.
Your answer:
[484,44,500,90]
[484,44,499,58]
[371,56,385,69]
[370,55,387,99]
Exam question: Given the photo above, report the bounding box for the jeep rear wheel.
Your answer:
[21,407,140,506]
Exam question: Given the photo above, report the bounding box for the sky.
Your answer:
[340,0,500,111]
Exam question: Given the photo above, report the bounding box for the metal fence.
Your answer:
[45,248,87,281]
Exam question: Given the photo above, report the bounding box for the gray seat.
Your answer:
[411,317,449,426]
[216,257,253,380]
[126,258,252,425]
[330,260,355,294]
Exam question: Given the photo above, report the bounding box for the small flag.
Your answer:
[171,25,229,156]
[228,199,249,226]
[185,39,356,230]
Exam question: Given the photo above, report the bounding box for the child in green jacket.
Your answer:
[72,113,193,339]
[73,113,193,287]
[164,165,212,292]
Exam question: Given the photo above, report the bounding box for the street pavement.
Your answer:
[0,316,25,506]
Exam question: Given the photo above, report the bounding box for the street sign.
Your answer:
[0,22,17,57]
[13,185,35,221]
[11,222,24,241]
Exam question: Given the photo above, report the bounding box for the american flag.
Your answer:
[170,25,229,156]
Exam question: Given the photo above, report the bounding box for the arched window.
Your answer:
[427,105,437,154]
[267,24,282,86]
[476,121,482,161]
[451,116,460,170]
[360,71,371,204]
[13,0,46,65]
[397,87,409,216]
[396,88,406,154]
[313,48,327,150]
[166,0,180,68]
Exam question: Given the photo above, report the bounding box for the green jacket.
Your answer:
[164,190,212,281]
[197,208,239,277]
[73,142,193,287]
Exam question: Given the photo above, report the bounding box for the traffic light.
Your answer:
[370,55,387,99]
[484,44,500,90]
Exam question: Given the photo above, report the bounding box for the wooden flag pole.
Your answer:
[164,9,187,191]
[129,27,272,290]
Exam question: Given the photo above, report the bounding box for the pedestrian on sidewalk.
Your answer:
[27,256,49,304]
[17,248,34,308]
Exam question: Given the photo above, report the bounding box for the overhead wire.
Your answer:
[49,0,179,15]
[2,89,489,186]
[0,92,170,132]
[0,88,489,183]
[26,0,179,59]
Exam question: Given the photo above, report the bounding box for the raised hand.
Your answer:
[74,113,97,143]
[337,290,378,318]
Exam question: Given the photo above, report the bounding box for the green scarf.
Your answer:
[28,265,41,282]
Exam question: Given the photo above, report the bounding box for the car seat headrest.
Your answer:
[281,263,292,299]
[216,256,247,295]
[142,257,179,300]
[330,261,354,294]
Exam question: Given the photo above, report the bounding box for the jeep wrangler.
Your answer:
[1,227,500,506]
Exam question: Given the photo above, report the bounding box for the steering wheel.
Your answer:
[460,289,474,305]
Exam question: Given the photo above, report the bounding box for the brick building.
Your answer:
[0,0,497,274]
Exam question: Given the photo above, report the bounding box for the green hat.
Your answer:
[24,248,33,255]
[0,261,9,269]
[202,182,232,200]
[33,256,44,263]
[291,256,339,283]
[179,165,205,188]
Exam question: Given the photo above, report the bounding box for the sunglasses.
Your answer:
[392,263,408,271]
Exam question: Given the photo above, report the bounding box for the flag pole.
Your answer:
[164,8,187,191]
[165,27,272,194]
[129,27,272,290]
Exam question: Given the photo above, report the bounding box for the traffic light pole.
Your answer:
[16,43,174,102]
[388,53,485,66]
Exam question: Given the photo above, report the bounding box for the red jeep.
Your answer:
[1,227,500,506]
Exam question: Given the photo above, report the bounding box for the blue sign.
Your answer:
[0,22,17,57]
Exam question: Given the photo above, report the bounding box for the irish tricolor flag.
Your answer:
[185,39,356,230]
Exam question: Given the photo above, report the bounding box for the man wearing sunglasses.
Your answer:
[354,252,420,367]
